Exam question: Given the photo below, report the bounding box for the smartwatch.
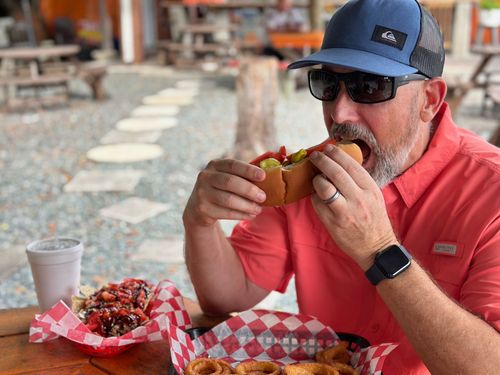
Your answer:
[365,244,412,286]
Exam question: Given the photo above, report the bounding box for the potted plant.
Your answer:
[479,0,500,27]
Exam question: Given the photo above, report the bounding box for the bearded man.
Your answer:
[182,0,500,373]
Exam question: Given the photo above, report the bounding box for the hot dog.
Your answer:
[250,140,362,206]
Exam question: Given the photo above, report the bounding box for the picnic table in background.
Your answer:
[470,45,500,113]
[268,32,323,49]
[444,44,500,113]
[268,31,323,59]
[0,44,108,110]
[0,298,228,374]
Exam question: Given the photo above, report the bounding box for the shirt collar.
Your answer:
[388,103,460,208]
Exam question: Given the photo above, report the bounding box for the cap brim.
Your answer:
[288,48,418,77]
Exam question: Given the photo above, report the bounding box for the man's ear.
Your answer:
[420,77,446,123]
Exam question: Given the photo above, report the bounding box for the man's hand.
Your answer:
[183,159,267,227]
[309,144,398,270]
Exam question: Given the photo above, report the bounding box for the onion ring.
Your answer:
[186,358,235,375]
[235,361,281,375]
[284,363,339,375]
[327,363,358,375]
[315,344,350,365]
[218,360,236,374]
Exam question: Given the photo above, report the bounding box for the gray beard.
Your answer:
[331,121,419,188]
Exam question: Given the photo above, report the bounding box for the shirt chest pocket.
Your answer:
[422,242,469,300]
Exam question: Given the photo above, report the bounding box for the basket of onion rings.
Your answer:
[169,330,371,375]
[165,308,398,375]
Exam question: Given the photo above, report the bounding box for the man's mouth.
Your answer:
[334,135,372,166]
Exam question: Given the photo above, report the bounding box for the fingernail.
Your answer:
[255,169,265,180]
[257,191,266,202]
[254,205,263,214]
[310,151,319,160]
[325,144,334,152]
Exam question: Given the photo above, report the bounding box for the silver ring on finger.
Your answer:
[322,190,342,205]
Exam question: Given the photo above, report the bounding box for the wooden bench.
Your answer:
[0,60,107,109]
[0,73,72,109]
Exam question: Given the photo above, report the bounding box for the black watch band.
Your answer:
[365,244,412,286]
[365,262,387,285]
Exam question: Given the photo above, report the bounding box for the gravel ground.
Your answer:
[0,63,497,310]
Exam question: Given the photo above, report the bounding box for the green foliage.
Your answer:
[480,0,500,10]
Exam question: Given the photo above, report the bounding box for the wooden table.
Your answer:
[0,299,229,374]
[0,45,80,59]
[0,45,80,77]
[158,22,240,66]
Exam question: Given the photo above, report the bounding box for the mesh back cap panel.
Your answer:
[410,5,445,78]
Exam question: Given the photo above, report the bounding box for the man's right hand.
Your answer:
[183,158,267,227]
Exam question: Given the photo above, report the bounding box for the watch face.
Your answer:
[377,245,411,277]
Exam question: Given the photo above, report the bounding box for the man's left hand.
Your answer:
[309,144,399,271]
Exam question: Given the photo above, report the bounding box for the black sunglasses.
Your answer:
[308,69,428,104]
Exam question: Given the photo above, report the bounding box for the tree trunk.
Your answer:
[230,56,279,162]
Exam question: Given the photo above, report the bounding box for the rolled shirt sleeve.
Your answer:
[230,206,293,293]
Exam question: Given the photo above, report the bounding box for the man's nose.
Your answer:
[326,82,361,125]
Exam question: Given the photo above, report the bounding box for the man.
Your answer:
[262,0,308,61]
[183,0,500,373]
[265,0,306,33]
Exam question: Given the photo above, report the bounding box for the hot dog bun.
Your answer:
[251,140,362,206]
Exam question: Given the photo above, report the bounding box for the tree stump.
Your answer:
[230,57,279,162]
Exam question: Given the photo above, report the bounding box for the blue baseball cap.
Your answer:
[288,0,445,78]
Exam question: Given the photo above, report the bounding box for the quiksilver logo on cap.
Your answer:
[372,25,407,50]
[381,31,397,43]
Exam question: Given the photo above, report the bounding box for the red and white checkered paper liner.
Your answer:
[167,309,399,375]
[29,279,192,347]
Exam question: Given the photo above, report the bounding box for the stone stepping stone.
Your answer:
[0,245,27,280]
[115,117,178,132]
[176,79,216,90]
[99,197,171,224]
[176,80,201,89]
[131,237,184,263]
[157,87,199,97]
[130,105,180,117]
[100,129,161,144]
[142,95,193,106]
[64,170,145,192]
[86,144,164,163]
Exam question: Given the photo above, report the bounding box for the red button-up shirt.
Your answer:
[230,104,500,374]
